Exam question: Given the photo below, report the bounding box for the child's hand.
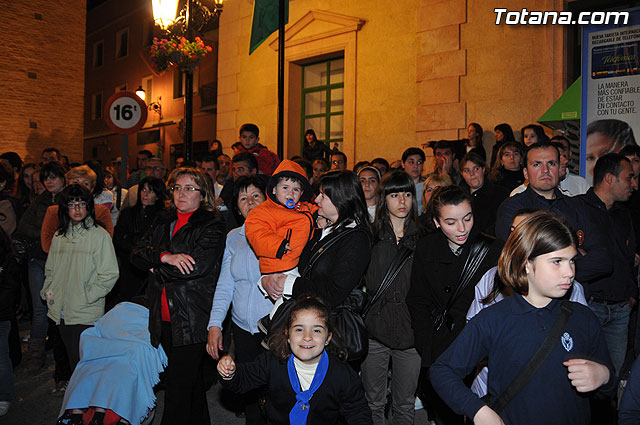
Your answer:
[217,355,236,379]
[284,243,291,252]
[473,406,505,425]
[563,359,610,392]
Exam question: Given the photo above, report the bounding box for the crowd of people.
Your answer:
[0,119,640,425]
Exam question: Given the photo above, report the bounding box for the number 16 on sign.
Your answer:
[104,91,148,186]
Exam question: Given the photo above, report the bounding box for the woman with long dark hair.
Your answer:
[111,177,166,305]
[361,171,422,425]
[131,168,226,425]
[261,170,372,310]
[489,123,516,168]
[407,185,501,425]
[302,129,332,163]
[41,184,118,370]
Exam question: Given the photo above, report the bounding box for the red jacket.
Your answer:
[235,143,281,176]
[245,160,317,273]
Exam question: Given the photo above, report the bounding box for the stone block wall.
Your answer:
[0,1,86,164]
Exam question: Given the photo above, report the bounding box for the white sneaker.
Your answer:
[0,400,10,416]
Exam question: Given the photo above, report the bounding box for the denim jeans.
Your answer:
[0,320,14,401]
[588,300,631,378]
[28,257,48,340]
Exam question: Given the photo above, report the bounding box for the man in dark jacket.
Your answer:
[576,153,636,379]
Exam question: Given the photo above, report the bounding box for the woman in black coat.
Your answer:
[131,168,226,425]
[406,186,501,425]
[459,153,509,237]
[361,171,422,425]
[111,177,166,305]
[261,170,372,309]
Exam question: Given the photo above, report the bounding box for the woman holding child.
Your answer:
[261,170,372,309]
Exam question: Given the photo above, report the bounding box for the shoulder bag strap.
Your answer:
[490,300,574,413]
[300,227,359,278]
[443,238,492,314]
[362,245,413,317]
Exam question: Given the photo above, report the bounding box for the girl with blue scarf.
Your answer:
[218,295,372,425]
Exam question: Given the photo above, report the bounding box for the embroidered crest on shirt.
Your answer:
[561,332,573,352]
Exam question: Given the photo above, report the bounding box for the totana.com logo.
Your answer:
[494,8,629,26]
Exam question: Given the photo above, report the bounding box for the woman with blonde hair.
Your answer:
[131,167,226,425]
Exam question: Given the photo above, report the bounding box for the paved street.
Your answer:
[6,322,430,425]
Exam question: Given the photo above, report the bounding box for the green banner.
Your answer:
[249,0,289,54]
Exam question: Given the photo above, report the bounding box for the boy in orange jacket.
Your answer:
[244,160,317,316]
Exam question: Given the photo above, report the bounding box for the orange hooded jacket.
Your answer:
[245,160,318,274]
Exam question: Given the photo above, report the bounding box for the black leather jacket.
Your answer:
[131,207,226,347]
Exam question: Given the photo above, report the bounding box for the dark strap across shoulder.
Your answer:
[433,236,491,332]
[362,245,413,318]
[301,227,364,278]
[490,300,574,413]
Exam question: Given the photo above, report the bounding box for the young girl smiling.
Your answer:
[218,295,372,425]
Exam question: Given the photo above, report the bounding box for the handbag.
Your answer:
[489,300,573,413]
[433,235,491,332]
[267,226,371,361]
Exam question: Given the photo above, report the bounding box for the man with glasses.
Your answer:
[330,151,347,171]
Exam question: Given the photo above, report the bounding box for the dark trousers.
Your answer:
[58,321,91,371]
[231,322,268,425]
[160,322,210,425]
[49,320,72,382]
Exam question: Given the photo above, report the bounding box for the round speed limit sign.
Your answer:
[104,91,148,134]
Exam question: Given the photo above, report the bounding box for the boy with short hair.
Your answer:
[234,123,281,176]
[244,160,318,316]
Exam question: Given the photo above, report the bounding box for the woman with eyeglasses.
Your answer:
[41,184,118,371]
[131,167,226,425]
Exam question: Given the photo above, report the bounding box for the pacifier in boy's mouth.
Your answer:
[285,199,296,209]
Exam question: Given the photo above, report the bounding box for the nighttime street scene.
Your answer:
[2,0,640,424]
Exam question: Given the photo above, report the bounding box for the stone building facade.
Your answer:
[0,1,86,163]
[216,0,569,168]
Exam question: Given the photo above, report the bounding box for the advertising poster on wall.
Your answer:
[581,8,640,184]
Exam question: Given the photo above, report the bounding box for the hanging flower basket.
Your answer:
[149,36,213,73]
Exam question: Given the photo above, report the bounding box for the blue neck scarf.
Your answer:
[287,350,329,425]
